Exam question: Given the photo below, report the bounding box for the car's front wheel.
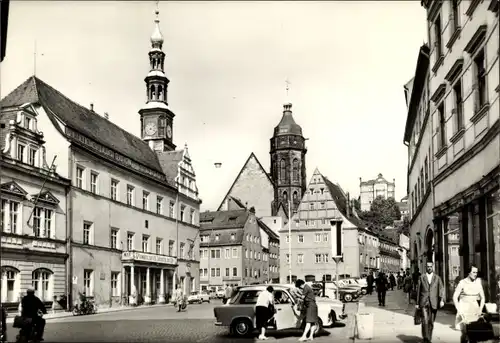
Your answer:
[344,294,353,302]
[231,318,253,337]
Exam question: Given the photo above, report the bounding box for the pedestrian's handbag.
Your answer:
[465,316,494,342]
[12,315,30,329]
[414,308,422,325]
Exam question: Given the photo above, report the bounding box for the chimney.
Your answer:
[90,103,94,112]
[346,192,350,217]
[104,112,109,120]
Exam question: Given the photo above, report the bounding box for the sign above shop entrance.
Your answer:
[121,251,177,266]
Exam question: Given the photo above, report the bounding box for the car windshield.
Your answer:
[191,292,198,295]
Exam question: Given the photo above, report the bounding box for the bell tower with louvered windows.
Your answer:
[139,6,176,152]
[270,103,307,215]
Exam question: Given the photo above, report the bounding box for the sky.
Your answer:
[1,1,427,211]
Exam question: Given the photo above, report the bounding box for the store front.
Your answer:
[121,251,177,305]
[433,171,499,303]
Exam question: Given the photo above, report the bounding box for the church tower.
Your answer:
[139,7,176,152]
[270,103,307,216]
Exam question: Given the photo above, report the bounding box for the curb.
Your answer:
[5,303,172,324]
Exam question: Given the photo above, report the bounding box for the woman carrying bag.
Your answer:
[453,265,490,343]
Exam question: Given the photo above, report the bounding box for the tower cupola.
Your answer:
[139,4,176,152]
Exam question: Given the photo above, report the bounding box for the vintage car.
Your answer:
[213,284,346,337]
[313,282,361,302]
[338,279,367,295]
[187,291,210,304]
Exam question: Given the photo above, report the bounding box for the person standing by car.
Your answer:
[295,279,319,342]
[223,285,233,304]
[255,285,274,340]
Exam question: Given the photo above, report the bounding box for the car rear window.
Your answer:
[237,290,262,304]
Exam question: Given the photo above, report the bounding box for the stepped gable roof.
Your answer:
[0,76,164,174]
[322,176,365,229]
[157,150,184,186]
[199,209,249,246]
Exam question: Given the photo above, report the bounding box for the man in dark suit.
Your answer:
[416,261,444,343]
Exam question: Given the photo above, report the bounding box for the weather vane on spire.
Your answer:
[155,0,160,16]
[285,78,291,99]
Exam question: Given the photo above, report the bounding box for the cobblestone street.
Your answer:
[5,301,357,343]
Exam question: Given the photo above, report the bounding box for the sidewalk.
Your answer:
[5,303,172,323]
[354,290,461,343]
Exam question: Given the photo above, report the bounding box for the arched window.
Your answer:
[158,85,163,101]
[149,86,154,101]
[292,191,298,203]
[151,85,157,101]
[280,159,286,182]
[32,268,53,302]
[292,159,299,182]
[1,266,20,303]
[283,191,288,203]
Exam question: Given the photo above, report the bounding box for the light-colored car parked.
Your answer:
[213,284,346,337]
[187,291,210,304]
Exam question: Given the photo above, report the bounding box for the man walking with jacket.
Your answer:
[416,261,444,343]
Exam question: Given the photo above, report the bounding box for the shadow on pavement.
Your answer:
[363,290,456,328]
[396,334,422,343]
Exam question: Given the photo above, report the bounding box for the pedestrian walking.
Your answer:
[415,261,444,343]
[403,269,413,304]
[295,279,319,341]
[366,272,374,295]
[389,273,396,291]
[453,265,485,343]
[255,285,274,340]
[376,272,388,306]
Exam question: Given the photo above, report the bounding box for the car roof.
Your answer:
[235,284,292,292]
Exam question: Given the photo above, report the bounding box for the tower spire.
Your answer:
[138,1,176,153]
[151,1,164,48]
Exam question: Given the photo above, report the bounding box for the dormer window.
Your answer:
[17,144,25,163]
[24,116,32,130]
[215,234,220,241]
[230,233,235,240]
[28,147,37,166]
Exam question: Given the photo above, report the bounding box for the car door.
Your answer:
[273,290,299,330]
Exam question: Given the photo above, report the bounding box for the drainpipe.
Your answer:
[66,147,74,311]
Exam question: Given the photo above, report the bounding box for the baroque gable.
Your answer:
[30,190,60,206]
[0,181,28,198]
[218,152,274,217]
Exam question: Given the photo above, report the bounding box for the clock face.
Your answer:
[166,125,172,139]
[145,122,157,136]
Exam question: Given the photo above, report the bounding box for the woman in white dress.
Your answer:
[453,265,485,343]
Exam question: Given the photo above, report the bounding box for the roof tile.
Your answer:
[1,76,164,174]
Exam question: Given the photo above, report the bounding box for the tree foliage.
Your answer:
[351,198,361,211]
[359,196,401,227]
